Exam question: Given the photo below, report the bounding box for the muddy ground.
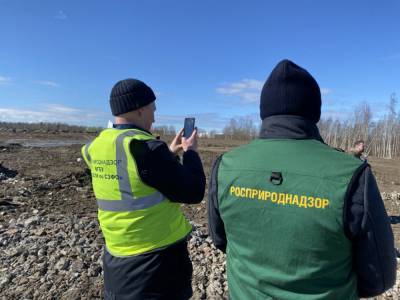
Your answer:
[0,130,399,299]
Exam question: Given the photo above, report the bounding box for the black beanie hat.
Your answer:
[109,79,156,116]
[260,59,321,123]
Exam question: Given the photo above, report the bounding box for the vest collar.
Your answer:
[113,123,152,135]
[259,115,324,142]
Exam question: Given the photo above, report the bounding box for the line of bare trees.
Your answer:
[222,117,258,140]
[221,94,399,158]
[318,94,399,158]
[0,122,101,133]
[152,125,176,137]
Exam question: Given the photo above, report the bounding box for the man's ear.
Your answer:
[137,107,144,116]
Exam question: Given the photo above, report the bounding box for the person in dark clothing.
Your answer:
[208,60,396,299]
[349,140,366,160]
[82,79,206,300]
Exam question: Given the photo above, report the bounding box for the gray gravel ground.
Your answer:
[0,174,399,299]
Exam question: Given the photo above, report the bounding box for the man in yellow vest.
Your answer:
[82,78,206,299]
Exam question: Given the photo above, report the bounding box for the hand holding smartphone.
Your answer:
[182,117,197,152]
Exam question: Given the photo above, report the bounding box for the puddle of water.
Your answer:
[4,139,86,148]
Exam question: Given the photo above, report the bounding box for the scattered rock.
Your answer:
[37,248,47,257]
[0,199,19,209]
[5,228,19,235]
[24,216,40,227]
[61,288,81,300]
[32,228,46,236]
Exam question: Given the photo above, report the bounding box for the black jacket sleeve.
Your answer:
[344,165,397,298]
[207,155,227,252]
[129,139,205,204]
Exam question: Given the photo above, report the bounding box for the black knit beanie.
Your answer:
[109,79,156,116]
[260,59,321,123]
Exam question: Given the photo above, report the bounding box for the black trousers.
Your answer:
[103,239,193,300]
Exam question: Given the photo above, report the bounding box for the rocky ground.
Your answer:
[0,133,400,299]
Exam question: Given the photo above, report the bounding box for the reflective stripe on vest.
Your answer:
[116,131,137,201]
[84,142,92,162]
[97,192,165,211]
[81,141,93,167]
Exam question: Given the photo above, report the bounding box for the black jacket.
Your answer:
[208,115,396,298]
[103,124,206,300]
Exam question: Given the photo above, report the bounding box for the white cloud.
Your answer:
[0,103,229,130]
[217,79,332,103]
[34,80,60,87]
[0,104,108,126]
[216,79,264,103]
[0,76,11,85]
[54,10,67,20]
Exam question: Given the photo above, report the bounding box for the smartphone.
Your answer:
[183,118,195,138]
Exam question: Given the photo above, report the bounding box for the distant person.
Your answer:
[350,140,365,160]
[208,60,396,299]
[82,79,206,299]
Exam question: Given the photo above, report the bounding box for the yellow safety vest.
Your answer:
[81,128,192,257]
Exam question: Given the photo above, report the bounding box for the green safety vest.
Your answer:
[217,139,364,300]
[81,128,192,257]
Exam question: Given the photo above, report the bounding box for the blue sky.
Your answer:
[0,0,399,131]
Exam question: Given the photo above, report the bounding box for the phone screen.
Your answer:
[183,118,195,138]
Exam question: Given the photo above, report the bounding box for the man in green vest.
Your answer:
[82,78,205,299]
[208,60,396,299]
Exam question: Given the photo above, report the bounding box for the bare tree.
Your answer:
[318,95,400,158]
[223,117,258,140]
